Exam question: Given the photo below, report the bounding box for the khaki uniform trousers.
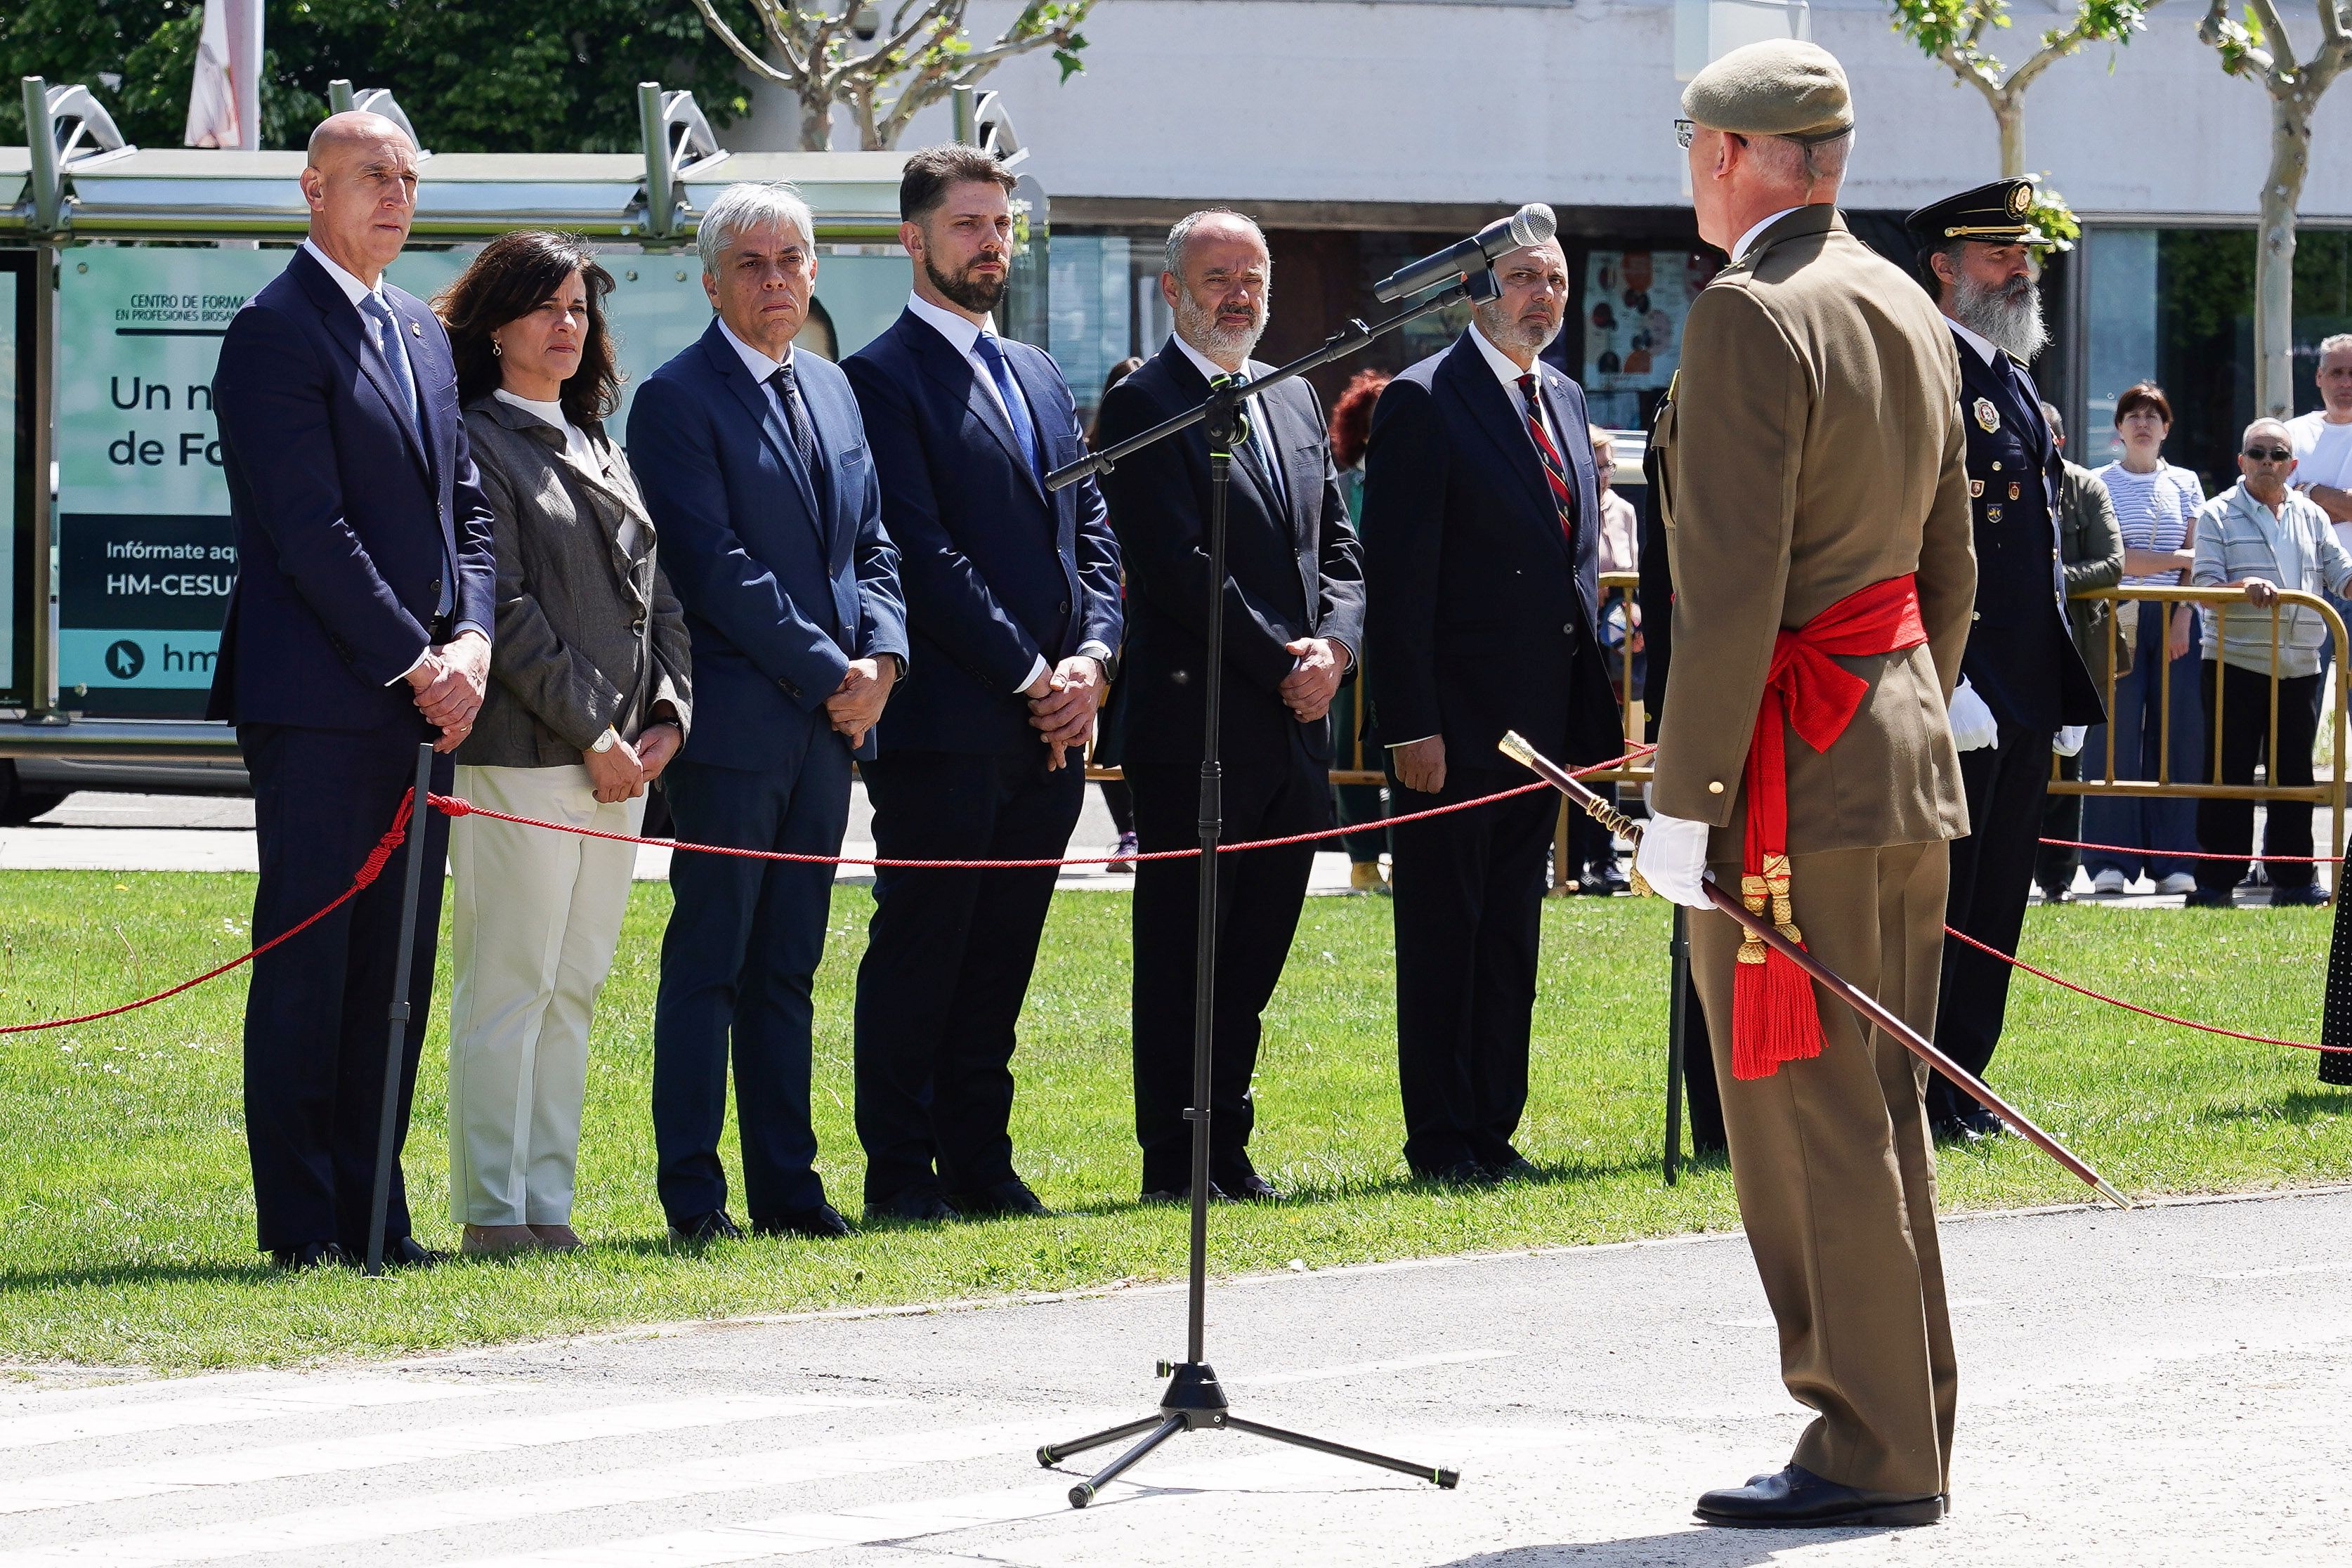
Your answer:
[1689,839,1958,1498]
[447,763,644,1227]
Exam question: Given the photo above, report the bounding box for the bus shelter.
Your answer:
[0,78,1045,767]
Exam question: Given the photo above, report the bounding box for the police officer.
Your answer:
[1905,180,2103,1140]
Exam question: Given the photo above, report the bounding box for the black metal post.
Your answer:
[1036,273,1488,1510]
[363,742,435,1278]
[1664,906,1689,1185]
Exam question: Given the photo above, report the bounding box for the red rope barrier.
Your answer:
[1942,924,2344,1052]
[2037,835,2342,865]
[429,745,1659,870]
[0,790,417,1036]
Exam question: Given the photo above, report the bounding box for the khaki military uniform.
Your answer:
[1649,204,1976,1497]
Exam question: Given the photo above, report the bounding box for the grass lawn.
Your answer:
[1,869,2347,1371]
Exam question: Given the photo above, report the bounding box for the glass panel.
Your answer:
[2083,227,2157,469]
[0,258,18,696]
[1048,233,1133,424]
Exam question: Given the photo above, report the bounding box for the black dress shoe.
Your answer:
[2273,882,2331,907]
[863,1189,957,1223]
[1955,1106,2005,1141]
[378,1235,448,1269]
[667,1209,744,1245]
[1140,1181,1227,1205]
[1423,1159,1500,1187]
[268,1240,348,1272]
[2037,882,2074,904]
[1695,1463,1942,1529]
[1484,1155,1543,1184]
[752,1203,852,1240]
[946,1179,1051,1219]
[1928,1114,1970,1144]
[2185,886,2234,908]
[1215,1171,1283,1203]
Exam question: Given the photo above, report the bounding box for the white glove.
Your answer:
[1947,679,1999,753]
[1633,811,1713,910]
[2053,724,2087,758]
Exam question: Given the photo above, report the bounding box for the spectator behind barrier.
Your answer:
[2083,381,2207,898]
[2032,401,2124,903]
[434,230,693,1255]
[2186,417,2352,908]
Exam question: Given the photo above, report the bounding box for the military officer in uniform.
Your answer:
[1906,182,2104,1141]
[1633,40,1976,1528]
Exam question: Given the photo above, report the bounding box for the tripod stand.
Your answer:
[1033,275,1489,1510]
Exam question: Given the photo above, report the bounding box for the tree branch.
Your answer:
[2247,0,2303,74]
[2320,0,2348,53]
[691,0,804,85]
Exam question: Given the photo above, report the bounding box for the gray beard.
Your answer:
[1952,270,2048,362]
[1473,300,1562,359]
[1174,289,1267,366]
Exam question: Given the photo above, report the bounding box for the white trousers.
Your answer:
[447,763,644,1225]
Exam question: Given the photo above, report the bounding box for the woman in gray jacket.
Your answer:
[436,232,691,1255]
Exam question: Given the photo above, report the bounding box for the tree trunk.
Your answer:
[799,91,835,152]
[2256,84,2312,419]
[1994,92,2026,178]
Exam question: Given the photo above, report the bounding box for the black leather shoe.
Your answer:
[863,1189,957,1223]
[1215,1171,1283,1203]
[946,1179,1051,1219]
[1423,1159,1500,1187]
[268,1240,347,1272]
[1140,1181,1227,1205]
[1485,1155,1543,1184]
[2037,882,2074,904]
[1928,1114,1970,1144]
[2185,887,2234,908]
[1695,1463,1942,1529]
[378,1235,448,1270]
[667,1209,743,1245]
[1956,1106,2005,1141]
[2273,882,2331,907]
[752,1203,852,1240]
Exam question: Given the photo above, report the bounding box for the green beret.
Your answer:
[1680,39,1853,143]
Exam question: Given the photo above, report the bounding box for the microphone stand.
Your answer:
[1033,275,1492,1508]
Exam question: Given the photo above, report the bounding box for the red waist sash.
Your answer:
[1733,574,1930,1080]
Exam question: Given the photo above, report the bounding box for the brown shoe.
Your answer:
[461,1223,543,1256]
[528,1223,584,1250]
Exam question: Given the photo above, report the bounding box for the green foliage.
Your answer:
[1887,0,2152,86]
[0,0,760,153]
[2028,176,2083,251]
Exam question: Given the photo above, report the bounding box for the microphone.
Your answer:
[1372,204,1557,303]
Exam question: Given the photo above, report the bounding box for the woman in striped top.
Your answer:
[2082,381,2206,895]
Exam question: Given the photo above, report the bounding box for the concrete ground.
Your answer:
[4,1187,2348,1567]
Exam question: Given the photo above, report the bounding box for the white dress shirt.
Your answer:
[904,293,1109,691]
[1469,322,1558,452]
[715,314,797,426]
[1946,315,2001,367]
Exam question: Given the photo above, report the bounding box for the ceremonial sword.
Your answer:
[1499,731,2131,1212]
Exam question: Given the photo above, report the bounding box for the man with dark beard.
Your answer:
[1907,180,2103,1140]
[1095,210,1364,1201]
[1360,239,1621,1182]
[843,145,1121,1221]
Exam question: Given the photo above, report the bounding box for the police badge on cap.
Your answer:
[1905,178,2049,249]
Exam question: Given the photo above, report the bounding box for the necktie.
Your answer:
[1210,374,1286,515]
[358,292,421,435]
[360,292,451,615]
[974,332,1043,483]
[1517,372,1577,548]
[766,362,823,481]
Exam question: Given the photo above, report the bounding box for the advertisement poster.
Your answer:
[51,244,812,717]
[1582,249,1715,398]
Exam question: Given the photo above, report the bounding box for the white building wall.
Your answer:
[769,0,2352,222]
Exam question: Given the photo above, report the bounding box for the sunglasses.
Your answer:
[2244,445,2294,462]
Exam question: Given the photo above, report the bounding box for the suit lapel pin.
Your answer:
[409,320,422,337]
[1969,480,1985,499]
[1973,398,2000,433]
[1987,505,2004,523]
[2008,482,2021,501]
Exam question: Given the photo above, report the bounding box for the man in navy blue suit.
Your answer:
[628,183,908,1244]
[1361,237,1621,1183]
[842,146,1121,1223]
[210,112,497,1269]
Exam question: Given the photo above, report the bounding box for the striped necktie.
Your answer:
[1516,372,1576,548]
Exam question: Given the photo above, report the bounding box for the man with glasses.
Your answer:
[1635,40,1975,1530]
[1905,179,2105,1143]
[2187,419,2352,907]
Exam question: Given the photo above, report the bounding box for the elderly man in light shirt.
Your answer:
[2187,417,2352,907]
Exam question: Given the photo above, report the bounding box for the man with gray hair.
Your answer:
[627,181,908,1243]
[2187,416,2352,907]
[2287,332,2352,531]
[1360,237,1621,1184]
[1094,209,1364,1203]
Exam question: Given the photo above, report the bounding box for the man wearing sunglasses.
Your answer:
[2186,419,2352,906]
[1635,39,1975,1533]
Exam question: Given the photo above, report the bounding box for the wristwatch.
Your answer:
[590,727,620,754]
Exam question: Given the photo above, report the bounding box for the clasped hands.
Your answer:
[581,718,684,804]
[1281,638,1348,724]
[405,629,491,753]
[825,657,898,750]
[1025,655,1104,770]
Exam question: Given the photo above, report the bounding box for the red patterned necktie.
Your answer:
[1516,372,1576,548]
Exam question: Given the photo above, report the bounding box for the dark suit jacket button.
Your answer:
[431,578,443,599]
[1563,622,1574,634]
[1059,601,1071,615]
[632,619,646,633]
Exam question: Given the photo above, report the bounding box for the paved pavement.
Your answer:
[4,1187,2348,1566]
